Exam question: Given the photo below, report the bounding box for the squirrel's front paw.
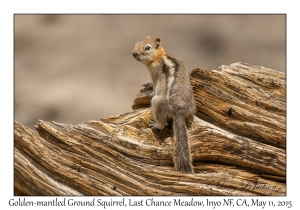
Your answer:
[149,120,164,130]
[142,83,153,91]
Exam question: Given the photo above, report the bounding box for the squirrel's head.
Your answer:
[132,36,164,66]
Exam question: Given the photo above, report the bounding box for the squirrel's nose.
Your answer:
[132,51,138,57]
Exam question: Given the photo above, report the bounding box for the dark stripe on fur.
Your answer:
[167,55,179,92]
[162,62,170,96]
[167,55,179,72]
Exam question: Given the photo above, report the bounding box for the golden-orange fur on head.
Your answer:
[132,36,165,66]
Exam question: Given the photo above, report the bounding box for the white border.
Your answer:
[1,0,298,209]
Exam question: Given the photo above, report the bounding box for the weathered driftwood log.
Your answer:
[14,62,286,196]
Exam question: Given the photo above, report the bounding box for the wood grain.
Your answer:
[14,62,286,195]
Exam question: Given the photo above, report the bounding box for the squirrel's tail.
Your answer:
[173,116,193,173]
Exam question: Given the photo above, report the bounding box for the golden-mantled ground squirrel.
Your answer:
[132,36,196,173]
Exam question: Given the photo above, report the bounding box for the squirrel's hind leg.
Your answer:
[150,96,169,129]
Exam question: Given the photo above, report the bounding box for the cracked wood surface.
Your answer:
[14,62,286,196]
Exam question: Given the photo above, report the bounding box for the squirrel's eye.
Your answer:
[145,46,151,51]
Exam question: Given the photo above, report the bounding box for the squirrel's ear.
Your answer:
[155,38,161,49]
